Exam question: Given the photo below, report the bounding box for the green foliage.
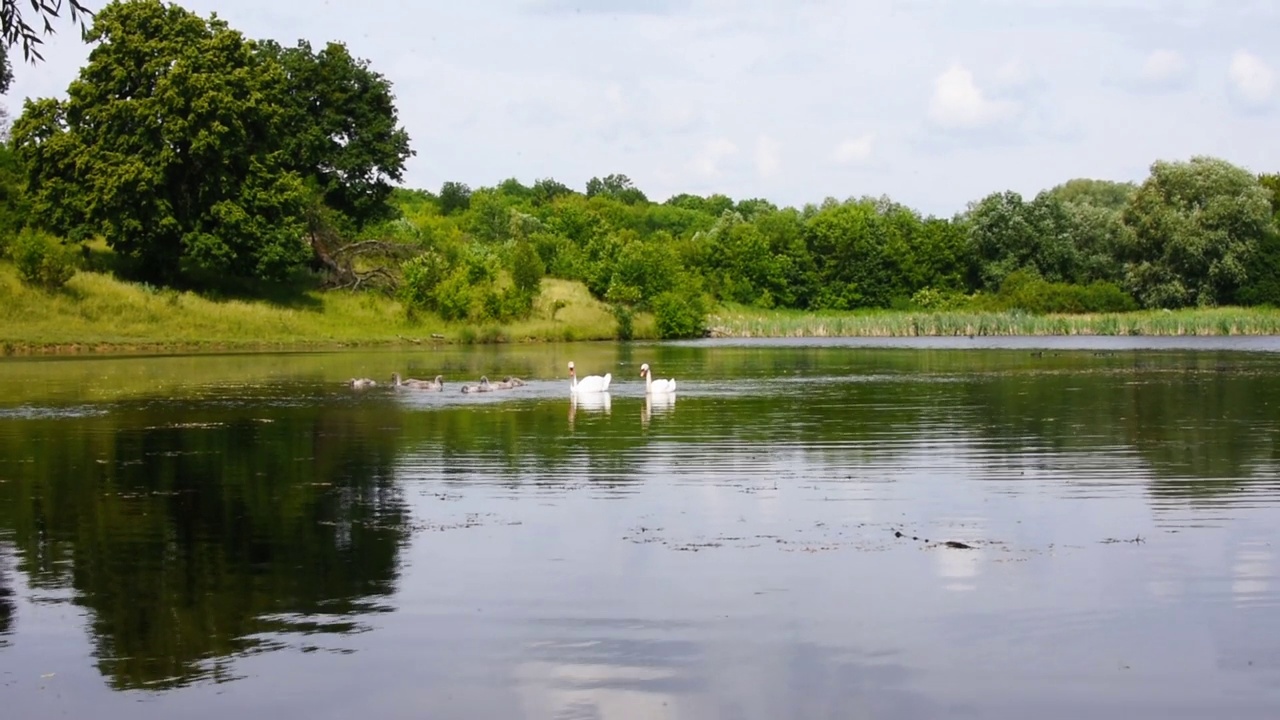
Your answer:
[0,141,27,253]
[1121,156,1273,308]
[586,173,647,205]
[1047,178,1137,211]
[257,38,413,231]
[653,282,707,339]
[910,287,969,311]
[12,1,308,283]
[10,0,409,288]
[12,228,76,289]
[510,239,544,296]
[996,270,1138,314]
[438,181,472,215]
[611,303,634,340]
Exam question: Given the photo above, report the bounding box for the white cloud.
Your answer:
[754,134,781,179]
[833,134,875,165]
[1228,50,1275,107]
[1138,49,1190,89]
[689,137,738,177]
[5,0,1280,217]
[927,64,1019,130]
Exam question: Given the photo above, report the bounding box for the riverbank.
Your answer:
[0,263,653,355]
[5,263,1280,356]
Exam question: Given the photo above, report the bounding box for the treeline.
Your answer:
[2,1,1279,340]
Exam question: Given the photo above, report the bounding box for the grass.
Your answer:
[0,262,652,355]
[6,259,1280,357]
[707,304,1280,338]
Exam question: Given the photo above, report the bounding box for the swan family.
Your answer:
[349,361,675,395]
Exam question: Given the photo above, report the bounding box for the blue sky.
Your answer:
[3,0,1276,216]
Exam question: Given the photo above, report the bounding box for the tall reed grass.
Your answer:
[707,305,1280,338]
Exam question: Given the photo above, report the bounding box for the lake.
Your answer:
[2,337,1279,718]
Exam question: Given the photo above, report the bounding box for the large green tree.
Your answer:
[1121,156,1274,308]
[12,0,309,283]
[258,38,412,233]
[11,0,412,286]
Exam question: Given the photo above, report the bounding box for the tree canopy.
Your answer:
[10,0,411,285]
[1,2,1278,335]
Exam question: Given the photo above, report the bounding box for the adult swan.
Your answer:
[568,361,611,393]
[639,363,676,394]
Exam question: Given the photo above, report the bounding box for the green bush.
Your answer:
[510,239,545,295]
[997,270,1137,314]
[13,229,77,289]
[653,289,706,339]
[910,287,969,311]
[400,249,450,311]
[611,303,634,340]
[433,269,474,321]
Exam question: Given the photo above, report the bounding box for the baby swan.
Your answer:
[348,378,377,389]
[461,376,494,393]
[392,372,444,391]
[494,376,526,389]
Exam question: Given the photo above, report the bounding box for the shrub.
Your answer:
[611,303,634,340]
[653,289,706,339]
[13,229,77,289]
[997,270,1137,313]
[400,249,450,311]
[510,239,545,295]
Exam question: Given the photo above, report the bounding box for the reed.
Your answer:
[706,305,1280,338]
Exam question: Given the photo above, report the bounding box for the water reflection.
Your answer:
[0,544,14,644]
[2,343,1280,717]
[641,393,676,429]
[569,392,611,425]
[0,398,409,690]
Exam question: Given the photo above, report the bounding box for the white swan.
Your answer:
[568,361,611,393]
[639,363,676,394]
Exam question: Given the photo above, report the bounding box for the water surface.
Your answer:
[1,338,1279,718]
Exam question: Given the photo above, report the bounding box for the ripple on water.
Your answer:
[0,404,110,420]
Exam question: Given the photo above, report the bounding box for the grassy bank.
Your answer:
[708,305,1280,337]
[0,262,655,355]
[6,261,1280,357]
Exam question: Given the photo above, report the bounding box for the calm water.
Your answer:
[2,338,1279,718]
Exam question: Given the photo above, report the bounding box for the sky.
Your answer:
[2,0,1277,217]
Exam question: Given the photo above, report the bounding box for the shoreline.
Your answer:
[7,309,1280,357]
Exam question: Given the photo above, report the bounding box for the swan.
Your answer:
[461,376,494,393]
[392,373,443,391]
[568,361,611,393]
[639,363,676,394]
[495,376,525,389]
[348,378,377,389]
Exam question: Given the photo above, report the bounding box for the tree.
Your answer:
[11,0,309,283]
[585,173,647,205]
[1047,178,1137,211]
[965,190,1082,290]
[258,38,413,233]
[437,181,471,215]
[1121,156,1274,308]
